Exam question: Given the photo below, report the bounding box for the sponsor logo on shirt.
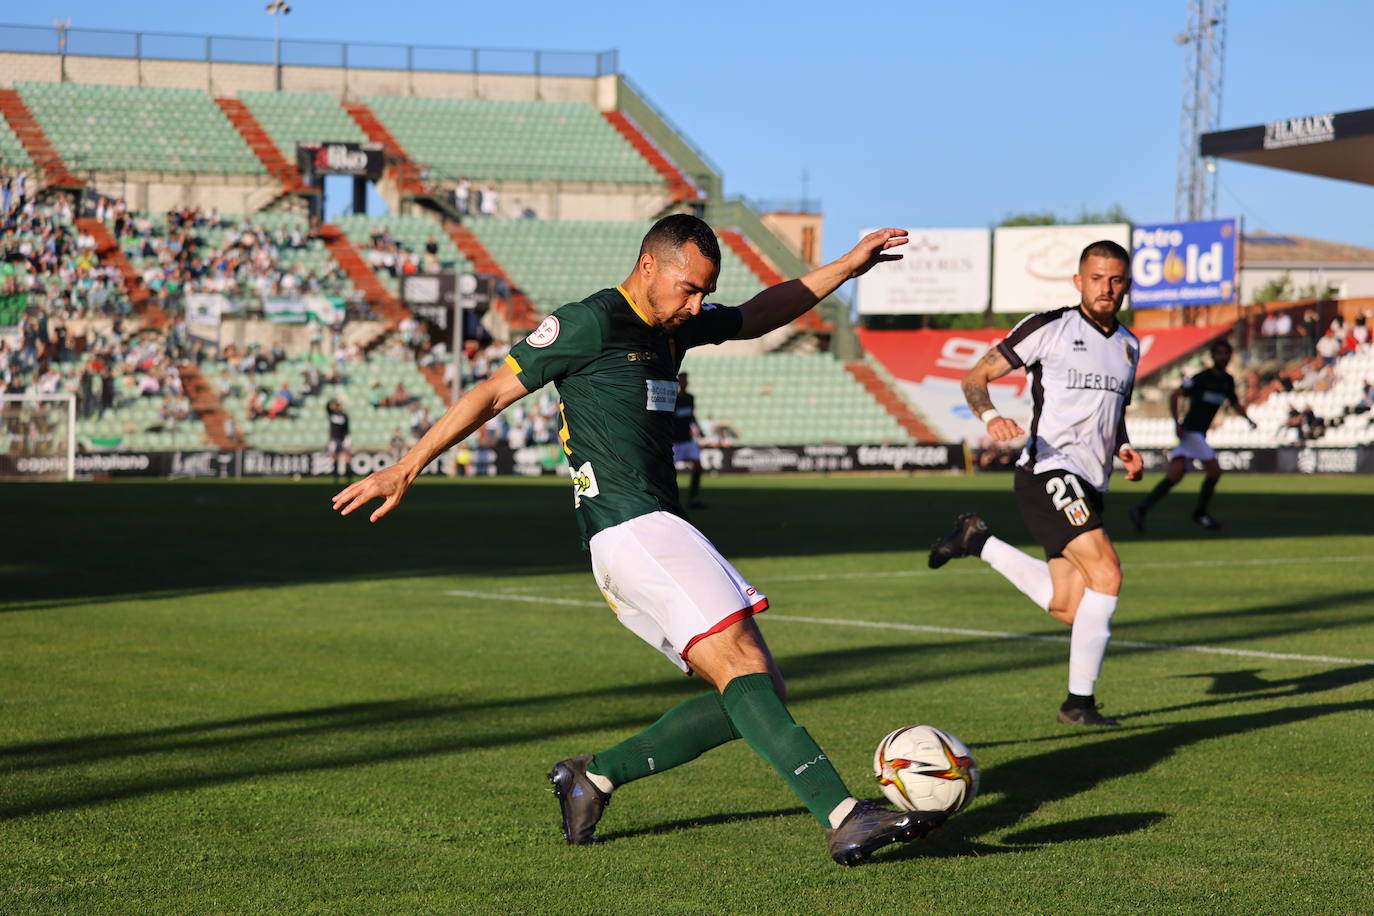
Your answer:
[1066,368,1130,394]
[626,351,655,362]
[645,378,677,412]
[1072,338,1087,352]
[527,315,560,348]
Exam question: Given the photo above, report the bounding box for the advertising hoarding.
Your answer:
[855,228,991,314]
[1130,218,1239,308]
[991,223,1130,313]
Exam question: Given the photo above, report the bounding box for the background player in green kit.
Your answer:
[330,215,947,866]
[1130,339,1257,531]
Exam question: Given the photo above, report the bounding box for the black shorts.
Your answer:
[1014,467,1105,559]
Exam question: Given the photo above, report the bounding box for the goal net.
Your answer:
[0,393,77,481]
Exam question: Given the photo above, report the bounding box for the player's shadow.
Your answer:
[878,696,1373,863]
[598,807,810,842]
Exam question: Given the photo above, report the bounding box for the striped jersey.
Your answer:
[996,305,1139,492]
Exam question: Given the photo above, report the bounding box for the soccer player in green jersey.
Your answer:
[331,215,946,865]
[1130,339,1257,531]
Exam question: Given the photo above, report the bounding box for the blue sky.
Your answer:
[16,1,1374,263]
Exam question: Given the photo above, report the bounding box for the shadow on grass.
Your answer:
[882,695,1374,863]
[3,479,1371,610]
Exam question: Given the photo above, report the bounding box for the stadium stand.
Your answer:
[1130,340,1374,449]
[680,352,910,445]
[363,97,662,185]
[16,82,265,176]
[332,212,473,297]
[0,112,33,169]
[465,217,763,313]
[238,91,370,165]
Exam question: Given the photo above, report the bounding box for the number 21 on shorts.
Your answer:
[1045,474,1091,527]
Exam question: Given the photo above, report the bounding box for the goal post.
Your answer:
[0,393,77,481]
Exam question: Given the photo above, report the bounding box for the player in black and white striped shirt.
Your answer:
[928,240,1143,727]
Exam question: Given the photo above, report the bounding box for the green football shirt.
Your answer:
[505,285,742,544]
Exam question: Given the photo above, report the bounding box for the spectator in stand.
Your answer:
[479,184,500,216]
[1316,330,1340,368]
[456,177,472,216]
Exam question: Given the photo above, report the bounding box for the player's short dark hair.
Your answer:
[1211,339,1233,354]
[640,213,721,267]
[1079,239,1131,268]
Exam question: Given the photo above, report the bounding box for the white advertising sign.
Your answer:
[856,228,991,314]
[991,224,1130,313]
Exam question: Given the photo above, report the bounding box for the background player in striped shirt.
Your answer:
[928,241,1143,727]
[1130,339,1257,531]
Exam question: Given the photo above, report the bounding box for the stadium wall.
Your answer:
[0,52,614,106]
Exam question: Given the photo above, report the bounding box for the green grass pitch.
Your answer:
[3,473,1373,914]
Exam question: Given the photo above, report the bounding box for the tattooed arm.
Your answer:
[962,347,1025,442]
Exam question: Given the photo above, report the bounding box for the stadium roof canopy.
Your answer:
[1201,106,1374,185]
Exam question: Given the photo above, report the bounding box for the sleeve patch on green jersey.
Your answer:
[527,315,560,348]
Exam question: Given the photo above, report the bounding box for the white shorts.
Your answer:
[672,440,701,463]
[327,436,352,456]
[589,511,767,673]
[1169,431,1216,464]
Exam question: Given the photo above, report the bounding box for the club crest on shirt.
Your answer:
[527,315,560,348]
[1064,498,1091,526]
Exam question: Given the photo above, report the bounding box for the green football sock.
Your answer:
[587,691,739,787]
[720,672,851,826]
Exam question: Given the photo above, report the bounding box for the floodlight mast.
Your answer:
[266,2,292,91]
[1175,0,1228,221]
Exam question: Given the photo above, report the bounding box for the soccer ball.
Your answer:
[873,725,979,814]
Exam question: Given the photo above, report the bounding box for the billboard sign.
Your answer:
[855,228,990,314]
[1130,219,1239,308]
[295,141,385,181]
[991,223,1130,313]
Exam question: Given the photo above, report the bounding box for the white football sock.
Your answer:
[827,797,858,829]
[979,536,1053,612]
[586,771,614,795]
[1068,589,1117,697]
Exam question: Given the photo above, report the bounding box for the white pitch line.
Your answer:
[762,554,1373,584]
[442,589,1374,666]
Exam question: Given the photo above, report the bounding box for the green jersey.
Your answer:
[505,286,742,545]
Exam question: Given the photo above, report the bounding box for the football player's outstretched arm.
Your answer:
[331,365,530,523]
[962,347,1025,442]
[1169,386,1186,438]
[1229,390,1259,428]
[734,228,907,339]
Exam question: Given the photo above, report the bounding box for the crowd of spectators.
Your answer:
[107,202,353,310]
[3,196,130,326]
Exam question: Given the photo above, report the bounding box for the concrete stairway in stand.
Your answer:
[843,361,940,443]
[718,229,829,333]
[214,97,310,193]
[317,223,408,327]
[601,111,696,203]
[73,217,166,326]
[178,362,244,449]
[0,88,81,189]
[342,101,427,196]
[442,223,539,331]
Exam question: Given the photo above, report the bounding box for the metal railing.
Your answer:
[0,22,617,77]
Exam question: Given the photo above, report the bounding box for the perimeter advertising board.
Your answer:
[1130,219,1239,308]
[855,228,991,314]
[991,224,1130,313]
